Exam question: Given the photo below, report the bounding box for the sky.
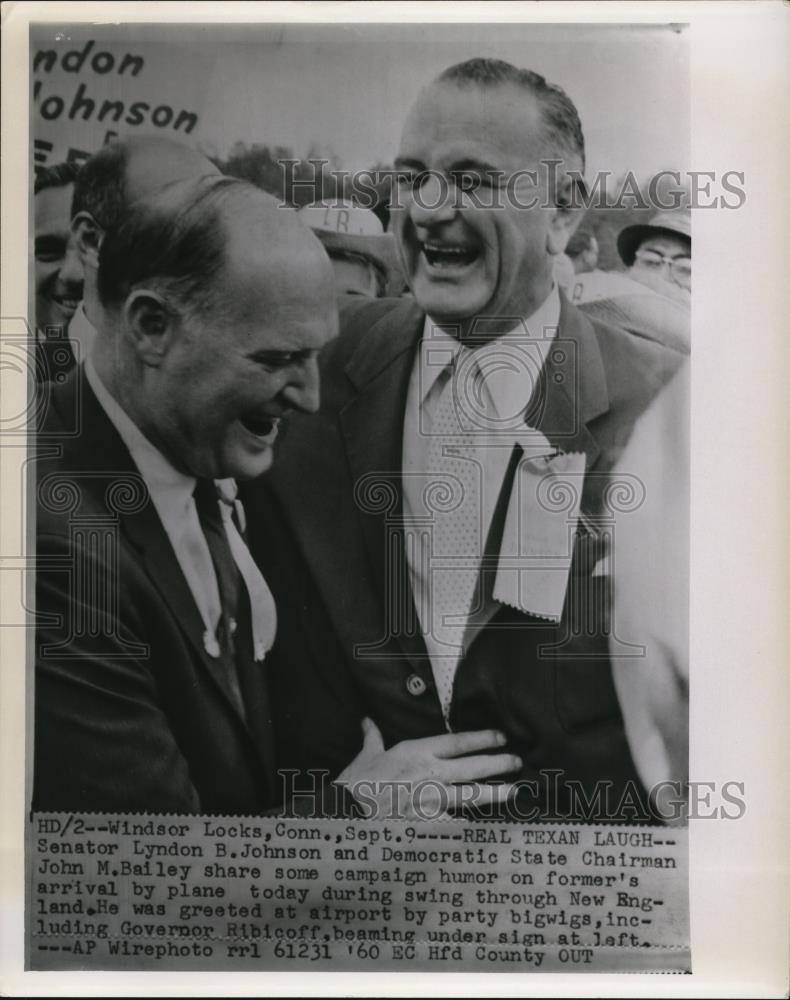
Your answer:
[197,22,690,178]
[32,21,689,181]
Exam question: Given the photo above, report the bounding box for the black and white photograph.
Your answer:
[2,2,789,996]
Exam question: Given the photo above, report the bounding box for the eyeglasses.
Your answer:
[633,249,692,287]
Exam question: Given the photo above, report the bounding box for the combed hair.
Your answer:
[96,174,249,314]
[35,160,81,195]
[566,229,596,258]
[70,142,130,231]
[437,57,585,172]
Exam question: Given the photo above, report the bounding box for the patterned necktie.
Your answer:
[424,353,485,718]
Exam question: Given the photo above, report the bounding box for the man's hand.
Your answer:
[335,718,521,819]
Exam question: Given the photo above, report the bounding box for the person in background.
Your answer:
[579,209,691,353]
[552,249,575,289]
[618,209,690,303]
[554,229,598,293]
[299,199,399,298]
[567,229,599,274]
[33,162,83,382]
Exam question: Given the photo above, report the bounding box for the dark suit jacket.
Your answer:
[35,330,77,384]
[33,369,279,815]
[250,294,685,820]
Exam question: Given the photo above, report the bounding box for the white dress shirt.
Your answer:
[402,286,585,716]
[67,302,98,365]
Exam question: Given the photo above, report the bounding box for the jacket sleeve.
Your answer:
[243,483,367,785]
[33,531,201,815]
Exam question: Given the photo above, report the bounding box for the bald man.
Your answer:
[33,175,519,815]
[46,136,220,376]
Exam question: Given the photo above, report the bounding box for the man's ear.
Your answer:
[71,212,103,269]
[123,290,177,367]
[546,173,584,256]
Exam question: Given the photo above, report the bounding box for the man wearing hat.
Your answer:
[299,200,400,298]
[618,209,691,303]
[579,209,691,353]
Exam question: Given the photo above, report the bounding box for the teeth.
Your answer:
[422,243,479,268]
[424,244,473,255]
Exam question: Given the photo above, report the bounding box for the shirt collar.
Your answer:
[84,357,196,525]
[417,322,463,403]
[418,284,561,414]
[68,302,98,366]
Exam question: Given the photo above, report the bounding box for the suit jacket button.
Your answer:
[406,673,427,696]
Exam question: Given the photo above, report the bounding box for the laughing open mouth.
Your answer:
[51,295,79,311]
[240,414,278,437]
[422,242,480,268]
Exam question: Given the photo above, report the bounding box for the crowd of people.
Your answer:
[32,56,689,822]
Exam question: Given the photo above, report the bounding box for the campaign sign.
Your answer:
[31,28,217,170]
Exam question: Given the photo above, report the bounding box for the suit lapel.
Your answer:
[125,497,267,737]
[50,369,264,734]
[339,300,432,669]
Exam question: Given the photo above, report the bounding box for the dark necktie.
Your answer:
[193,480,278,801]
[193,478,246,718]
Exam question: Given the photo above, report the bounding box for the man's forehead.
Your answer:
[399,81,544,159]
[35,184,74,229]
[640,234,691,258]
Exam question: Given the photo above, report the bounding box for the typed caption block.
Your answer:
[29,814,689,972]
